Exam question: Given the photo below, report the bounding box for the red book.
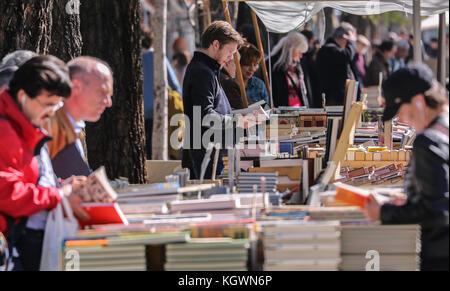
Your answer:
[79,203,128,229]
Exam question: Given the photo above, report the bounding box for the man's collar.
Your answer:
[193,51,221,72]
[65,110,86,134]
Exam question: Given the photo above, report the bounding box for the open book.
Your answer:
[231,105,270,122]
[72,166,118,203]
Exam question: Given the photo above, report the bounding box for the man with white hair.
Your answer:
[390,39,410,72]
[45,56,114,179]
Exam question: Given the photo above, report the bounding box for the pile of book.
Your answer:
[261,221,342,271]
[188,219,253,239]
[164,238,250,271]
[265,206,366,221]
[117,183,181,217]
[344,148,412,163]
[168,197,242,216]
[117,183,216,222]
[337,163,407,186]
[341,223,421,271]
[62,230,190,271]
[236,172,278,193]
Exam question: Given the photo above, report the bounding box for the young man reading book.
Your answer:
[182,21,263,180]
[45,57,114,179]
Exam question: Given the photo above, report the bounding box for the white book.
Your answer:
[231,105,270,121]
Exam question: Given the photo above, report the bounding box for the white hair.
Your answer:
[0,50,38,88]
[270,32,308,71]
[1,50,38,68]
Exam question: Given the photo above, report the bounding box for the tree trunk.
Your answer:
[152,0,169,161]
[80,0,147,184]
[49,0,82,62]
[0,0,54,58]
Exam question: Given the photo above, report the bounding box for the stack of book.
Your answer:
[167,196,254,218]
[164,238,250,271]
[236,172,278,193]
[337,164,407,186]
[265,206,366,221]
[326,106,343,117]
[341,223,421,271]
[188,219,253,239]
[117,183,181,217]
[62,231,190,271]
[117,183,216,221]
[261,221,342,271]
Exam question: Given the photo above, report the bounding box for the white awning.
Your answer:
[246,1,450,33]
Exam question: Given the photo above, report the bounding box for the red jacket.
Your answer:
[0,91,61,233]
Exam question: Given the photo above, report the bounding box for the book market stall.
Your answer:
[58,0,448,272]
[60,84,423,271]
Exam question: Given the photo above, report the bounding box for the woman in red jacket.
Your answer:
[0,55,88,270]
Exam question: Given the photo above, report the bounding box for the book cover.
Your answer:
[79,202,128,229]
[334,183,391,208]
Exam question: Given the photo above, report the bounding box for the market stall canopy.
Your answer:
[245,0,450,33]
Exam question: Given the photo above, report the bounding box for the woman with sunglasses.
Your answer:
[0,55,88,271]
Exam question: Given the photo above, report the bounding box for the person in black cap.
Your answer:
[364,63,449,271]
[316,25,357,105]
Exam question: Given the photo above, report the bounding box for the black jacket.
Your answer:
[381,114,449,261]
[316,38,356,105]
[301,47,322,108]
[181,52,235,178]
[182,51,234,149]
[365,51,392,87]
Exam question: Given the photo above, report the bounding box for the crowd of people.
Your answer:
[139,20,449,272]
[0,19,448,271]
[144,22,448,110]
[0,52,114,270]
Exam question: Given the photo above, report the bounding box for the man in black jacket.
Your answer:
[316,26,357,105]
[365,40,397,86]
[182,21,245,180]
[364,63,449,271]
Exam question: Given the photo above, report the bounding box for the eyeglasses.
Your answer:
[35,98,64,112]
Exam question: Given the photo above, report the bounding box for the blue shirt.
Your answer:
[26,144,59,230]
[142,50,182,119]
[390,57,406,73]
[245,76,269,106]
[66,112,86,160]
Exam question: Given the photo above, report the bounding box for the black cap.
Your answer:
[332,26,350,39]
[382,63,434,122]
